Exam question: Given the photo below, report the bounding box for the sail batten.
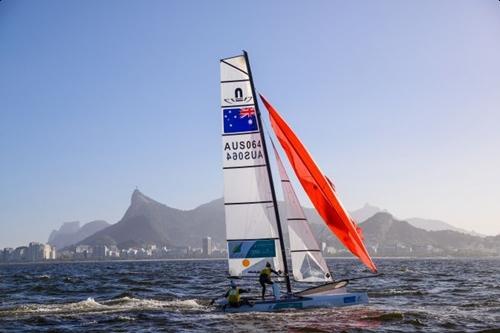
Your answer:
[261,94,377,273]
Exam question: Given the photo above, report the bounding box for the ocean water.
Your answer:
[0,258,499,332]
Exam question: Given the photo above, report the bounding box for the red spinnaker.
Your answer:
[260,94,377,273]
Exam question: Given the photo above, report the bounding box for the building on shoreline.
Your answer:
[1,242,56,263]
[202,236,213,257]
[1,238,231,263]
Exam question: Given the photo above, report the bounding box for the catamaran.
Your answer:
[217,51,378,312]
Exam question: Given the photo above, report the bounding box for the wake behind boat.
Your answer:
[217,52,378,312]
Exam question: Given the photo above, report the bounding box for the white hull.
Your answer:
[219,291,368,313]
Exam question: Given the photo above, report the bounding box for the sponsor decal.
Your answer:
[224,88,253,104]
[223,138,264,161]
[228,239,276,259]
[223,107,258,133]
[274,301,304,310]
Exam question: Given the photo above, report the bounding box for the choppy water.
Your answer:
[0,258,499,332]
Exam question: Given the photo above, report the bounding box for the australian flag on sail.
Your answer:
[223,107,258,133]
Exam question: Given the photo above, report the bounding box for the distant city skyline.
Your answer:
[1,1,499,248]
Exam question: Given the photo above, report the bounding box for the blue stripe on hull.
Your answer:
[221,292,369,313]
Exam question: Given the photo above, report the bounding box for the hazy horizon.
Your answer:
[0,188,496,249]
[1,1,499,248]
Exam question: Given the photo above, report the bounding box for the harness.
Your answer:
[260,267,272,277]
[227,287,240,304]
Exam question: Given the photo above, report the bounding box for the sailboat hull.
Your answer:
[219,292,369,313]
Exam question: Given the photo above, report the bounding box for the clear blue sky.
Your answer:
[1,0,499,248]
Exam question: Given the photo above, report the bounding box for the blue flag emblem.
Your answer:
[223,107,258,134]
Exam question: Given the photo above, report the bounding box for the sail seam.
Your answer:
[287,218,307,221]
[221,79,250,83]
[222,130,260,136]
[223,164,266,170]
[290,249,321,253]
[220,55,244,61]
[221,103,255,108]
[221,60,248,76]
[227,237,279,242]
[224,200,273,205]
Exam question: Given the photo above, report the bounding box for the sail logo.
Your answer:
[224,87,253,104]
[228,239,276,259]
[223,108,258,133]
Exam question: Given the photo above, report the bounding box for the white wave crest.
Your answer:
[13,297,105,315]
[0,297,204,317]
[103,296,203,310]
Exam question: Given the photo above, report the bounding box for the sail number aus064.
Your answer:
[224,139,264,161]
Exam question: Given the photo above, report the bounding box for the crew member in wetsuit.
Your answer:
[224,280,251,308]
[259,262,280,300]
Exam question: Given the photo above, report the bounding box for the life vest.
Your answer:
[260,267,272,277]
[227,287,240,305]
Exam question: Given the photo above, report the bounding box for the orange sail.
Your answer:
[260,94,377,273]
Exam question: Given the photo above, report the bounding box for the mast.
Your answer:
[243,50,292,294]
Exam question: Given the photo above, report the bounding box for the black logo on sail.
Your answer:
[224,87,253,104]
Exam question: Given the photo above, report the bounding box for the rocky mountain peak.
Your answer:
[58,221,81,235]
[76,190,199,249]
[370,211,395,223]
[350,203,383,223]
[127,190,165,216]
[49,220,110,249]
[131,189,153,205]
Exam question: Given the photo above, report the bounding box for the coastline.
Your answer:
[1,256,499,266]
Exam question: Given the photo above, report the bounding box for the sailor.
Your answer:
[225,280,250,308]
[259,262,280,300]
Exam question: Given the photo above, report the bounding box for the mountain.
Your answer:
[339,203,485,237]
[406,217,485,237]
[75,190,225,249]
[302,203,383,225]
[350,203,384,223]
[71,191,498,256]
[48,220,110,249]
[77,190,186,248]
[318,212,499,257]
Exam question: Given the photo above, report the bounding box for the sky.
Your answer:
[1,0,499,248]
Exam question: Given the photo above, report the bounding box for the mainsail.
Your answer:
[220,55,284,277]
[272,142,333,282]
[261,94,377,273]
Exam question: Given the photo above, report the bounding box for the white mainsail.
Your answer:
[220,55,284,277]
[271,142,332,282]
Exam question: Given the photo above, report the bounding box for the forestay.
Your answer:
[220,55,284,277]
[271,142,332,282]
